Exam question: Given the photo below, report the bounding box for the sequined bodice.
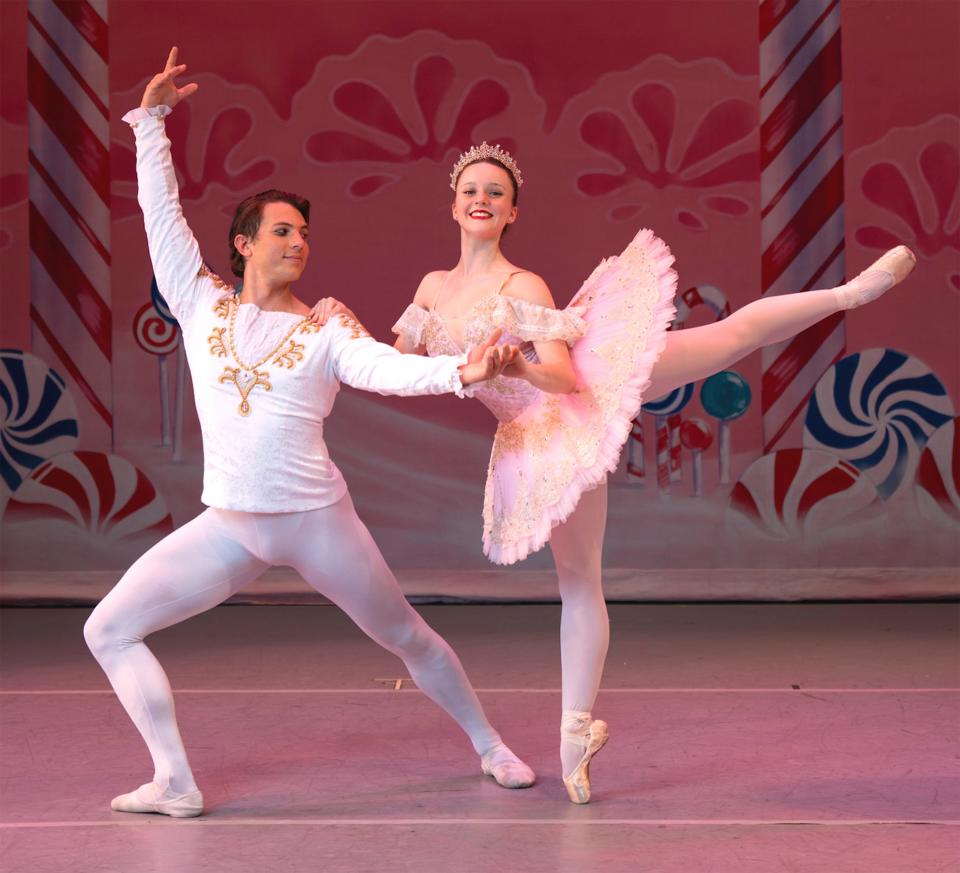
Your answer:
[421,295,544,422]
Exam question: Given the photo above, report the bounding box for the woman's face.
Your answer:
[452,162,517,239]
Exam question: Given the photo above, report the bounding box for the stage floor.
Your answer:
[1,603,958,872]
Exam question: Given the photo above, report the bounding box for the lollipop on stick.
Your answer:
[626,417,645,485]
[670,285,730,481]
[679,418,714,497]
[700,371,751,485]
[643,384,694,497]
[133,302,180,447]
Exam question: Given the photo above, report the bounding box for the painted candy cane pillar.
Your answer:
[759,0,846,453]
[27,0,112,449]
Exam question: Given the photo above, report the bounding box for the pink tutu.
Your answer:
[393,228,678,564]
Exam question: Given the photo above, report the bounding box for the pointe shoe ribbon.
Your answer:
[480,743,536,789]
[561,712,609,805]
[110,782,203,818]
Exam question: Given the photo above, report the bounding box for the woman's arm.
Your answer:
[393,271,445,354]
[499,273,577,394]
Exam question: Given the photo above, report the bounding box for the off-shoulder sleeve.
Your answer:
[391,303,430,347]
[497,296,588,345]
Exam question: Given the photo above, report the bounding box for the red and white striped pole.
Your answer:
[27,0,112,449]
[758,0,846,453]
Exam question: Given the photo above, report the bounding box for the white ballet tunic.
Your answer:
[126,105,469,512]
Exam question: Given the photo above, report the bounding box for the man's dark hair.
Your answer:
[228,189,311,277]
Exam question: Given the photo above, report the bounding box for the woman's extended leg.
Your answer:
[283,496,535,788]
[549,481,611,802]
[84,509,268,812]
[646,246,916,399]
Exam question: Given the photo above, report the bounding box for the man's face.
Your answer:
[237,201,309,282]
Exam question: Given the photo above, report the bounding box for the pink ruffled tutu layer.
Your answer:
[482,229,678,564]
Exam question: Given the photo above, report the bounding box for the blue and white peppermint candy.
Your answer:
[150,275,178,326]
[0,349,79,493]
[643,383,693,417]
[803,348,954,500]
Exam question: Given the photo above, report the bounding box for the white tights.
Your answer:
[552,278,865,775]
[84,495,504,795]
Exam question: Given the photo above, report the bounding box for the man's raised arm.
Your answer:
[121,47,206,323]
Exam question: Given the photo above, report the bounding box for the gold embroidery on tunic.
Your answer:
[206,297,315,414]
[218,367,271,417]
[199,265,234,292]
[208,327,228,358]
[213,296,232,319]
[272,340,305,369]
[336,313,371,339]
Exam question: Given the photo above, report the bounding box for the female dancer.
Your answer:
[83,51,534,819]
[312,144,915,804]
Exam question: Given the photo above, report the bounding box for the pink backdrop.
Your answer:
[1,1,958,598]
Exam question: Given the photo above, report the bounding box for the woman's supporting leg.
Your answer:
[549,481,610,780]
[84,509,267,799]
[285,496,534,786]
[646,246,916,399]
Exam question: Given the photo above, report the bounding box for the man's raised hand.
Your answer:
[140,47,199,110]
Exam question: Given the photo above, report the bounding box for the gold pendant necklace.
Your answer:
[208,295,312,416]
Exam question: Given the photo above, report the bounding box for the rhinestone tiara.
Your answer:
[449,142,524,190]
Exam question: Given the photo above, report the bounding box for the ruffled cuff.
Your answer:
[498,296,587,344]
[392,303,429,347]
[450,352,473,399]
[121,105,172,127]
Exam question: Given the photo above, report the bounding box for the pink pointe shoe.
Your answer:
[480,742,536,789]
[110,782,203,818]
[836,245,917,310]
[561,711,609,804]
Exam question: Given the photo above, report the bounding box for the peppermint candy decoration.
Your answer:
[133,302,180,356]
[0,350,79,493]
[914,417,960,527]
[804,349,954,500]
[643,383,694,416]
[673,284,730,326]
[3,451,174,543]
[150,275,178,325]
[728,448,879,539]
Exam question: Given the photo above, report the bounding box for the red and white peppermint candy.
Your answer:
[3,450,173,544]
[133,302,180,356]
[728,448,878,539]
[915,417,960,528]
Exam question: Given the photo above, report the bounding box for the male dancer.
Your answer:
[84,48,534,818]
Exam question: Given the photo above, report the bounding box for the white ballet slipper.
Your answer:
[110,782,203,818]
[480,742,536,789]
